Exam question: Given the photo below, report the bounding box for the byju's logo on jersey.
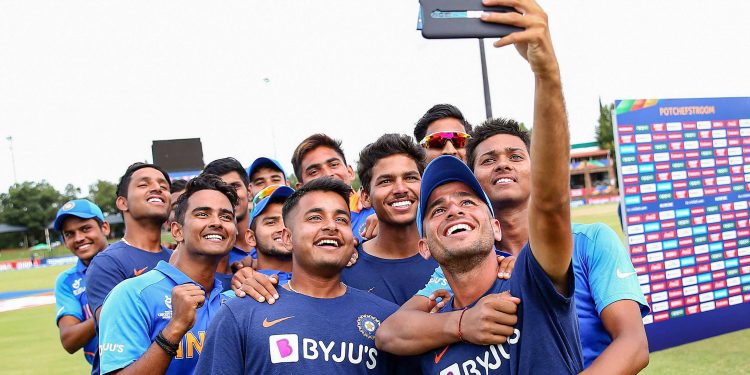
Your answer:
[356,314,380,340]
[158,295,173,319]
[269,334,299,363]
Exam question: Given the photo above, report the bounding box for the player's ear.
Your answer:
[295,181,303,189]
[418,238,432,260]
[246,228,257,248]
[360,188,371,207]
[491,218,502,242]
[281,227,293,250]
[115,196,128,212]
[171,221,184,243]
[346,165,355,184]
[100,221,111,237]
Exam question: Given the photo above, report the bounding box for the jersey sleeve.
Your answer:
[585,224,650,316]
[414,266,453,298]
[98,282,152,374]
[85,253,128,314]
[54,271,84,323]
[519,243,575,306]
[195,303,245,374]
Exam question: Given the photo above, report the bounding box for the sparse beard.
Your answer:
[258,245,292,260]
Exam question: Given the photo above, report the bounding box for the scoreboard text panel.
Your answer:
[614,97,750,350]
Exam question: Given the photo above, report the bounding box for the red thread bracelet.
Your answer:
[458,307,468,342]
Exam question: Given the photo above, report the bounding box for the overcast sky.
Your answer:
[1,0,749,195]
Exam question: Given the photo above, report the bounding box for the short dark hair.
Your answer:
[170,179,188,194]
[203,157,249,187]
[413,104,473,142]
[357,134,426,194]
[173,174,239,225]
[282,177,350,225]
[116,162,171,198]
[291,134,347,183]
[466,118,531,170]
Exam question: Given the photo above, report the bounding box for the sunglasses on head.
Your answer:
[252,184,282,206]
[419,131,471,149]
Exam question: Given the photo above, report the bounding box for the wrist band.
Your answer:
[155,330,179,357]
[458,307,468,343]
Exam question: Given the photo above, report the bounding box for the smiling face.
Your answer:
[172,189,237,258]
[117,167,171,223]
[299,147,354,186]
[219,171,249,223]
[418,181,500,274]
[284,190,353,276]
[60,217,110,263]
[424,118,469,163]
[250,167,286,198]
[249,202,292,259]
[471,134,531,208]
[364,154,421,226]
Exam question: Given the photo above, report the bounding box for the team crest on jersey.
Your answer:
[356,314,380,340]
[62,201,75,211]
[158,295,173,319]
[72,278,85,296]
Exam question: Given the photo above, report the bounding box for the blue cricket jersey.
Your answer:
[341,244,438,305]
[416,223,648,368]
[419,244,583,374]
[98,261,224,375]
[85,241,173,314]
[54,259,97,364]
[351,207,375,244]
[228,246,256,265]
[257,269,293,285]
[196,286,401,374]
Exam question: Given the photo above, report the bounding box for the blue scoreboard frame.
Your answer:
[613,97,750,351]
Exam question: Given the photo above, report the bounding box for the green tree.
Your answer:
[596,99,615,154]
[88,180,118,215]
[63,183,81,201]
[0,181,66,243]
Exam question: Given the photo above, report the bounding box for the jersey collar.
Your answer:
[76,258,89,274]
[154,261,224,295]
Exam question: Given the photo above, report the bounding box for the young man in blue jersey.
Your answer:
[247,157,288,198]
[245,184,295,285]
[197,177,400,374]
[97,174,238,375]
[340,133,438,305]
[53,199,110,365]
[377,2,649,372]
[86,162,173,322]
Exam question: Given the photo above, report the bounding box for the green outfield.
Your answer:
[0,202,748,374]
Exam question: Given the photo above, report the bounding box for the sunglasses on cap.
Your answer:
[419,131,471,149]
[252,184,282,206]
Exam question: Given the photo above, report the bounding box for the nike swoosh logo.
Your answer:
[616,269,637,279]
[368,287,375,293]
[133,266,148,276]
[435,345,450,364]
[263,316,294,328]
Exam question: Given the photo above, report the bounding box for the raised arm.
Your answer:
[483,0,571,292]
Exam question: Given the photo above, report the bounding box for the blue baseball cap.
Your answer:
[250,185,295,227]
[53,199,105,232]
[247,157,286,180]
[416,155,494,238]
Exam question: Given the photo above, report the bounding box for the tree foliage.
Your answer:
[0,181,68,242]
[88,180,118,215]
[596,99,615,154]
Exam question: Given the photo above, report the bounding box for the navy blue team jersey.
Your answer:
[196,286,400,374]
[98,261,224,375]
[419,244,583,374]
[84,240,172,375]
[341,244,438,305]
[54,259,97,364]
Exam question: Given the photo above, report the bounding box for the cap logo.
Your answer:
[62,201,75,211]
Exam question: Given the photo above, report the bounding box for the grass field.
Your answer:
[0,203,748,373]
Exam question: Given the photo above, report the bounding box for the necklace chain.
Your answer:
[287,280,347,295]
